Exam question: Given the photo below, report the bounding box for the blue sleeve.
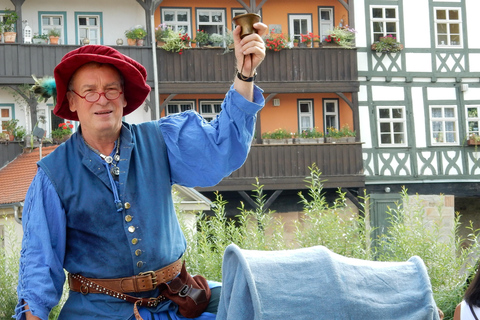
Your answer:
[159,85,264,187]
[15,168,66,320]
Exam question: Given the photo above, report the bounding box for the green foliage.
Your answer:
[261,128,292,139]
[325,124,356,138]
[48,29,61,37]
[125,26,146,40]
[298,128,324,138]
[155,24,173,42]
[194,30,210,45]
[161,32,189,54]
[33,33,49,40]
[326,26,356,48]
[2,9,18,32]
[0,218,20,320]
[372,35,403,53]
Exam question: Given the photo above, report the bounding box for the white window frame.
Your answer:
[466,106,480,137]
[377,106,407,147]
[319,8,334,42]
[232,9,248,30]
[165,101,195,116]
[196,9,226,40]
[370,5,399,43]
[75,12,102,45]
[289,14,312,43]
[40,13,65,44]
[162,8,191,36]
[323,99,339,131]
[200,100,222,122]
[430,105,458,145]
[434,7,462,48]
[298,100,314,132]
[1,105,12,133]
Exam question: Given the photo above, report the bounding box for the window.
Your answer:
[298,100,313,132]
[76,13,102,45]
[377,106,407,146]
[232,9,248,29]
[197,9,225,39]
[165,102,194,116]
[40,12,65,44]
[466,106,480,137]
[435,8,462,47]
[1,106,12,133]
[370,6,399,42]
[289,14,312,42]
[162,8,191,35]
[200,101,222,122]
[323,99,339,130]
[50,110,63,132]
[430,106,458,144]
[319,8,334,41]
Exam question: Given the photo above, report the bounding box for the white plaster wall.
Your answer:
[466,0,480,49]
[359,105,372,148]
[426,87,457,101]
[411,87,427,148]
[469,54,480,72]
[354,0,366,48]
[403,0,431,49]
[405,53,432,73]
[371,86,404,101]
[464,87,480,101]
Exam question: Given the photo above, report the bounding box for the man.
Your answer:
[16,21,267,320]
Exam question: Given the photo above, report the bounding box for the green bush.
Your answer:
[0,218,20,320]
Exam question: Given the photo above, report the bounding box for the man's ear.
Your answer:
[67,91,77,112]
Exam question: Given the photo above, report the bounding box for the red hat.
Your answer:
[53,45,151,121]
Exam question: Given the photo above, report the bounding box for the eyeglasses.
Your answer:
[71,89,123,103]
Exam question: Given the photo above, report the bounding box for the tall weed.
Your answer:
[0,218,20,320]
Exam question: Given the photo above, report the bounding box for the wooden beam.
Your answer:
[159,94,177,114]
[255,0,268,13]
[238,189,283,212]
[237,0,250,12]
[335,92,353,110]
[264,93,278,104]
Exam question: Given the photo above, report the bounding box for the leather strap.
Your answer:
[68,258,182,294]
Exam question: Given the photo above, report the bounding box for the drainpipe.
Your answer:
[150,14,160,120]
[0,202,24,224]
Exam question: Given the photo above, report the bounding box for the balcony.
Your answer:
[197,142,365,192]
[0,44,358,94]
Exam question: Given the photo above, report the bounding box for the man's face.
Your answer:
[67,63,126,137]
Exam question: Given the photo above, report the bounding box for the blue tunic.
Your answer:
[15,85,264,320]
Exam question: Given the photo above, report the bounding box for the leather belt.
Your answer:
[68,258,182,295]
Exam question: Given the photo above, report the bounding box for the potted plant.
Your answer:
[325,125,356,143]
[48,28,61,45]
[2,8,18,43]
[371,34,404,53]
[264,31,289,52]
[51,121,74,144]
[194,29,210,47]
[155,23,172,47]
[4,118,19,141]
[210,33,224,47]
[133,27,147,46]
[32,33,49,44]
[296,128,324,144]
[467,134,480,146]
[325,26,356,48]
[262,128,294,144]
[180,32,191,47]
[125,29,136,46]
[293,38,299,47]
[162,31,188,55]
[300,33,312,47]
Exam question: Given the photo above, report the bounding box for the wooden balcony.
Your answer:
[197,142,365,192]
[0,44,358,94]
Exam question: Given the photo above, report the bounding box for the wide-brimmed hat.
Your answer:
[53,45,151,121]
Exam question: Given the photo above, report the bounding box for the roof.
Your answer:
[0,146,57,205]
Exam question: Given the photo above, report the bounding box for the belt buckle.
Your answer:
[139,270,158,287]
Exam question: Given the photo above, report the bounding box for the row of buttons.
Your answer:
[123,202,145,269]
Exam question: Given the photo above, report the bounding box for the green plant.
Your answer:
[2,8,18,32]
[371,34,403,53]
[14,126,26,141]
[326,26,356,48]
[210,33,224,45]
[133,27,147,40]
[33,33,49,40]
[4,118,18,135]
[124,29,135,40]
[293,39,299,44]
[325,125,356,138]
[264,30,289,51]
[155,23,173,42]
[194,30,210,45]
[162,32,188,54]
[298,128,324,138]
[48,29,61,37]
[339,124,356,137]
[51,121,73,140]
[261,128,292,139]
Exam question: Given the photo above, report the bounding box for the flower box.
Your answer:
[467,138,480,146]
[325,137,355,143]
[296,138,324,144]
[262,138,294,145]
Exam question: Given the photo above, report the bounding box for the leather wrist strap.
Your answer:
[236,70,257,82]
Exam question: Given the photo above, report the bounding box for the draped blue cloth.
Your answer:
[218,244,440,320]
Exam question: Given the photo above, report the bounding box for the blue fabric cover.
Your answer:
[218,244,440,320]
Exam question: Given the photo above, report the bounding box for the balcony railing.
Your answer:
[197,142,365,192]
[0,44,358,94]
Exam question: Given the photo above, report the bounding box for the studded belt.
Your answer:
[68,258,182,307]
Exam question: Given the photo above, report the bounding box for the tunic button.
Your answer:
[128,226,135,233]
[135,249,142,256]
[132,238,138,245]
[137,261,144,268]
[124,202,131,209]
[125,215,132,222]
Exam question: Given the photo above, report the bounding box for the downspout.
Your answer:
[13,204,23,224]
[150,13,160,120]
